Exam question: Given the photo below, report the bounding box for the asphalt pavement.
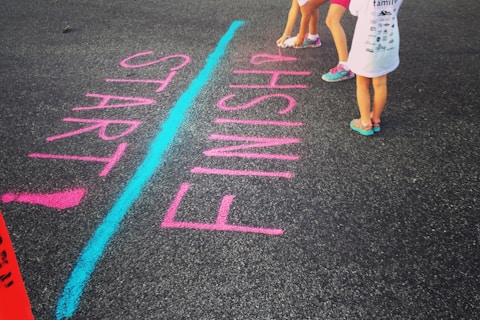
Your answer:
[1,0,479,319]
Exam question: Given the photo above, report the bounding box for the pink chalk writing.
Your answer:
[177,53,310,235]
[250,53,298,65]
[115,52,191,92]
[190,167,293,179]
[230,70,311,89]
[217,93,296,114]
[119,51,191,70]
[214,118,303,127]
[46,118,142,142]
[161,182,283,235]
[13,47,308,238]
[189,55,308,185]
[22,51,191,188]
[105,73,177,93]
[29,142,128,177]
[1,188,86,210]
[5,51,192,214]
[73,94,156,111]
[204,134,300,160]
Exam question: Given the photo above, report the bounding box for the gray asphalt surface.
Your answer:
[1,0,479,319]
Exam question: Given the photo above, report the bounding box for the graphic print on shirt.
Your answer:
[366,3,397,53]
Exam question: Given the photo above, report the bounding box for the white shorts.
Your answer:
[297,0,308,6]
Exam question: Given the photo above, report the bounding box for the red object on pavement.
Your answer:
[0,210,34,320]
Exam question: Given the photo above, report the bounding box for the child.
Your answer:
[276,0,329,48]
[277,1,354,82]
[347,0,403,136]
[321,0,355,82]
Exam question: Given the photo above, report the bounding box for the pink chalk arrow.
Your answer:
[1,188,86,209]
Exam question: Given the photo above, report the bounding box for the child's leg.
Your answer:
[295,0,328,47]
[295,2,313,46]
[307,0,329,36]
[308,8,319,36]
[371,74,388,123]
[356,75,372,125]
[350,75,374,135]
[321,1,354,82]
[325,3,349,63]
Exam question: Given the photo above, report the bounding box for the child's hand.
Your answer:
[293,35,304,48]
[276,34,289,48]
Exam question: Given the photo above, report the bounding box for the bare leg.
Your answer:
[371,75,388,123]
[309,9,319,35]
[356,75,372,125]
[325,4,348,63]
[309,0,329,36]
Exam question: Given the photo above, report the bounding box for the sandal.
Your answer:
[350,119,374,136]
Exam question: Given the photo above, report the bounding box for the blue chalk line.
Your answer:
[55,21,245,319]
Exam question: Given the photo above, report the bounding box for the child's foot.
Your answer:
[370,113,381,133]
[283,35,321,48]
[350,119,374,136]
[301,36,321,48]
[321,64,355,82]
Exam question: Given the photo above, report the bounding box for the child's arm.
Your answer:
[277,0,300,47]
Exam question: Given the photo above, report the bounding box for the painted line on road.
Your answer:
[55,20,245,319]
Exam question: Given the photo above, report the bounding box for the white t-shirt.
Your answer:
[348,0,403,77]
